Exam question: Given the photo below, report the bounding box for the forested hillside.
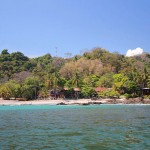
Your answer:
[0,48,150,100]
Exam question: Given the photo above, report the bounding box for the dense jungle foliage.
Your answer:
[0,48,150,100]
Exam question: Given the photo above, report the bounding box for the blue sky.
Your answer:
[0,0,150,57]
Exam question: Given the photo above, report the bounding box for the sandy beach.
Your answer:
[0,98,150,106]
[0,99,106,106]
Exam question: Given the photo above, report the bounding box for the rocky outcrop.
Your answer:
[57,102,67,105]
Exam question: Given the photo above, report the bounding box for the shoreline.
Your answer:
[0,98,150,106]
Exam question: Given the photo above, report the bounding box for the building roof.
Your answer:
[95,87,107,92]
[74,88,81,91]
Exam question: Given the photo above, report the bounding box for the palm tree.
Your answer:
[72,72,80,88]
[133,67,149,97]
[72,72,81,99]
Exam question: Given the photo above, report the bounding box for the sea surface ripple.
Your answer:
[0,105,150,150]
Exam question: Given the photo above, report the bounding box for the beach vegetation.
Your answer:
[0,82,13,99]
[81,85,95,98]
[124,93,132,99]
[98,89,120,99]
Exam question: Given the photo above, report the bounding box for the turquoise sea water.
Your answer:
[0,104,150,150]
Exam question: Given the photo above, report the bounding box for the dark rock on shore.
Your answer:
[81,103,90,105]
[57,102,67,105]
[80,102,102,105]
[106,98,150,104]
[123,98,150,104]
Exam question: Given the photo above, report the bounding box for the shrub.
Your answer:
[124,93,132,99]
[98,89,120,98]
[144,95,150,99]
[21,85,35,100]
[0,83,14,100]
[81,85,95,98]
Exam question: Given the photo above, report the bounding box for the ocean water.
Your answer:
[0,105,150,150]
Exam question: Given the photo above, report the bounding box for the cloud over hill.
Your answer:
[126,47,143,57]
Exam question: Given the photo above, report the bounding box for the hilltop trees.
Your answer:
[0,50,32,81]
[60,58,103,79]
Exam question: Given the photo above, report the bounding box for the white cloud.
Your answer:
[126,47,143,57]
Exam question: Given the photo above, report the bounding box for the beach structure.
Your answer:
[74,88,81,99]
[142,88,150,95]
[95,87,108,92]
[49,89,65,100]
